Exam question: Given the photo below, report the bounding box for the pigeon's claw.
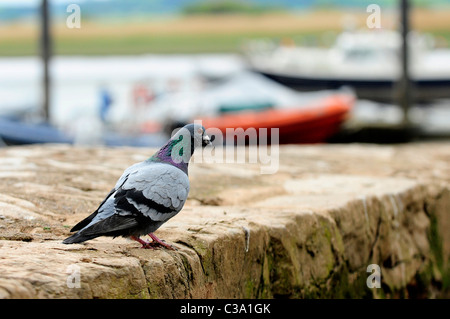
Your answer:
[149,233,177,251]
[130,236,157,250]
[156,241,177,251]
[130,234,177,250]
[141,242,158,250]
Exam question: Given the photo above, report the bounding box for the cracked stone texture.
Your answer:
[0,143,448,298]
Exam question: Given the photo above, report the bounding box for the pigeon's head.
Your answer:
[161,123,211,165]
[150,123,212,170]
[174,123,212,149]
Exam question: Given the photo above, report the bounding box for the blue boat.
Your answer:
[0,116,166,147]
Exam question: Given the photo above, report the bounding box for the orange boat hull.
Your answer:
[198,94,354,144]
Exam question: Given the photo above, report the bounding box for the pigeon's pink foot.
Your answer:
[130,236,157,249]
[148,233,177,251]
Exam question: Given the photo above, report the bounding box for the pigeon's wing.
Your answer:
[70,161,146,232]
[63,213,140,244]
[73,214,139,237]
[115,162,190,223]
[70,187,116,232]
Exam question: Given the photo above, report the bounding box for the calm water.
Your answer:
[0,54,245,127]
[1,54,449,140]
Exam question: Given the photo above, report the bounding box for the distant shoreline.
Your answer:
[1,9,449,56]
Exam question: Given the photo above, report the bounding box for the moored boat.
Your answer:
[0,116,166,147]
[199,93,354,144]
[245,30,450,102]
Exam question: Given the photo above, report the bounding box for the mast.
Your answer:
[398,0,411,127]
[40,0,51,121]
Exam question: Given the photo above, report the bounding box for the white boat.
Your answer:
[244,30,450,102]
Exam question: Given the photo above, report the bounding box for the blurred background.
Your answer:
[0,0,450,147]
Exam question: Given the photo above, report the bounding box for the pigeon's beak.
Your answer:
[202,134,212,147]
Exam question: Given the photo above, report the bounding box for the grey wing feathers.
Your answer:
[78,215,139,236]
[64,161,190,244]
[69,187,116,232]
[73,162,189,234]
[119,162,190,221]
[113,161,147,189]
[69,163,142,232]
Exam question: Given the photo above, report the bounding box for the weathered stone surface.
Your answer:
[0,143,448,298]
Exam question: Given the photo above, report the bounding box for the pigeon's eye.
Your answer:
[197,128,203,135]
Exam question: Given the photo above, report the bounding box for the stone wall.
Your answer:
[0,143,448,298]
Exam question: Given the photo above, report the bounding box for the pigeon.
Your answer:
[63,123,211,250]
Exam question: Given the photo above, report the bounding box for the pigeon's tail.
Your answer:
[62,231,99,244]
[62,215,140,245]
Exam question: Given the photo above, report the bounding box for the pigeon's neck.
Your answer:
[148,138,193,175]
